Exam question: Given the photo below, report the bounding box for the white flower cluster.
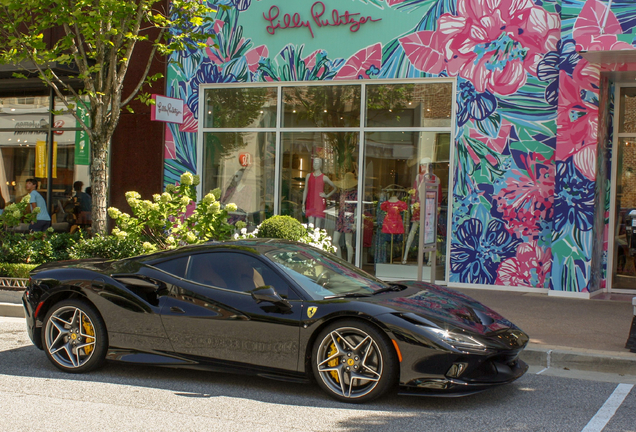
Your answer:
[232,221,334,253]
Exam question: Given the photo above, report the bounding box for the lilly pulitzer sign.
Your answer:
[164,0,636,294]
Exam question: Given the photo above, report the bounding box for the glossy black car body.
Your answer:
[23,239,528,402]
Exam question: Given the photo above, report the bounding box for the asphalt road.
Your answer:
[1,317,635,432]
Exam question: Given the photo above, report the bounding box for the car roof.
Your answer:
[138,238,309,263]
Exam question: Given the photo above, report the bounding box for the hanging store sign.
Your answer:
[75,102,91,165]
[263,1,381,39]
[151,95,184,124]
[35,140,57,178]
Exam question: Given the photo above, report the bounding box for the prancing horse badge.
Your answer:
[307,306,317,318]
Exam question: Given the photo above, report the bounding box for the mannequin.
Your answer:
[381,194,408,264]
[402,157,439,264]
[302,158,336,228]
[332,172,357,263]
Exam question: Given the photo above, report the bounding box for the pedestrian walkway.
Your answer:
[455,287,636,376]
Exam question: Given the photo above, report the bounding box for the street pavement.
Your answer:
[2,285,636,377]
[1,316,635,432]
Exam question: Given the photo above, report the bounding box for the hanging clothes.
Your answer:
[336,188,357,233]
[305,173,326,219]
[381,200,408,234]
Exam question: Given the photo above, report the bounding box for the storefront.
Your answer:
[164,0,636,296]
[0,88,91,230]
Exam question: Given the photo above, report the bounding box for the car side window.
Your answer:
[187,252,292,297]
[152,256,189,278]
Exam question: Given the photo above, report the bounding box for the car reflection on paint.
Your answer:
[23,239,528,403]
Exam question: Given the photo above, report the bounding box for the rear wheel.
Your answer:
[311,320,397,403]
[42,299,107,373]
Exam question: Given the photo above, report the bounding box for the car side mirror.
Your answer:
[251,286,292,309]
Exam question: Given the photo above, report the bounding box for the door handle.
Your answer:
[170,306,186,313]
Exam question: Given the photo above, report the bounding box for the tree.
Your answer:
[0,0,219,234]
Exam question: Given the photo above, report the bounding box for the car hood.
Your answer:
[370,281,522,336]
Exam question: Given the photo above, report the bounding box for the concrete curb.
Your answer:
[0,302,25,318]
[521,344,636,376]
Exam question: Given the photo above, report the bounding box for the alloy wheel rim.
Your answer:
[316,327,383,398]
[44,306,96,369]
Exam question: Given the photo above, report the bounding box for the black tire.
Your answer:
[41,299,108,373]
[311,319,398,403]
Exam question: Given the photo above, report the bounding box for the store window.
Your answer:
[281,131,360,263]
[200,80,453,280]
[202,132,275,229]
[0,94,90,231]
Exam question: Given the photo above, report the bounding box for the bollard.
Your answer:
[626,297,636,353]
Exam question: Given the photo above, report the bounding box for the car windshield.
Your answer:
[266,245,390,300]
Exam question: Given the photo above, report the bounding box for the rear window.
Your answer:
[152,256,189,278]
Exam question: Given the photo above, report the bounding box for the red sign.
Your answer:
[263,1,381,39]
[239,152,252,167]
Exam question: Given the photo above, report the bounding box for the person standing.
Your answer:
[25,178,51,231]
[73,181,92,225]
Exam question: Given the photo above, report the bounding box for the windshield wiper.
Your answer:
[372,284,407,295]
[323,292,372,299]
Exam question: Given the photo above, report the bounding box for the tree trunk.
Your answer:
[90,138,110,236]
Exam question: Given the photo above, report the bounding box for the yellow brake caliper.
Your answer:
[82,316,95,355]
[328,342,339,382]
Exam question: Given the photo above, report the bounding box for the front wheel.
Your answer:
[42,299,107,373]
[311,320,397,403]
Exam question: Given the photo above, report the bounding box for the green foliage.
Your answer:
[235,217,335,253]
[68,234,145,260]
[256,215,307,242]
[0,194,37,232]
[0,263,38,278]
[108,171,237,253]
[0,232,81,264]
[0,0,220,235]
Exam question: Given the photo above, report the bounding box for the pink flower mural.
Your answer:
[334,43,382,80]
[496,242,551,288]
[494,153,554,239]
[556,69,598,161]
[573,0,635,53]
[399,0,560,95]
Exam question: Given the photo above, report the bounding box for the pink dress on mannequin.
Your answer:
[305,173,326,219]
[381,200,407,234]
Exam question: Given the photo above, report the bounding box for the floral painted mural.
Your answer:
[165,0,636,293]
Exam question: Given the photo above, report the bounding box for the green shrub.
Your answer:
[69,234,146,260]
[256,215,306,242]
[107,171,236,253]
[0,232,81,264]
[0,263,38,278]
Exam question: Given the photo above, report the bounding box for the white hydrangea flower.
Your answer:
[225,203,237,212]
[180,172,194,186]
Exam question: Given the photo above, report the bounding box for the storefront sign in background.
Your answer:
[35,140,57,178]
[151,95,184,124]
[75,102,91,165]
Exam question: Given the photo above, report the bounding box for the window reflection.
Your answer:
[282,85,361,128]
[204,87,277,128]
[366,83,452,128]
[0,95,90,233]
[202,132,275,230]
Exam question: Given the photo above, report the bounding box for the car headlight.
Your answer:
[420,327,487,351]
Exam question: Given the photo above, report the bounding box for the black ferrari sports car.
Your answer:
[23,239,529,402]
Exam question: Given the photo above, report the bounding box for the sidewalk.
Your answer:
[2,286,636,375]
[455,288,636,376]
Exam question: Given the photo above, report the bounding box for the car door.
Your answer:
[156,251,303,372]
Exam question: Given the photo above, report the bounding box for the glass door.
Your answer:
[612,87,636,290]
